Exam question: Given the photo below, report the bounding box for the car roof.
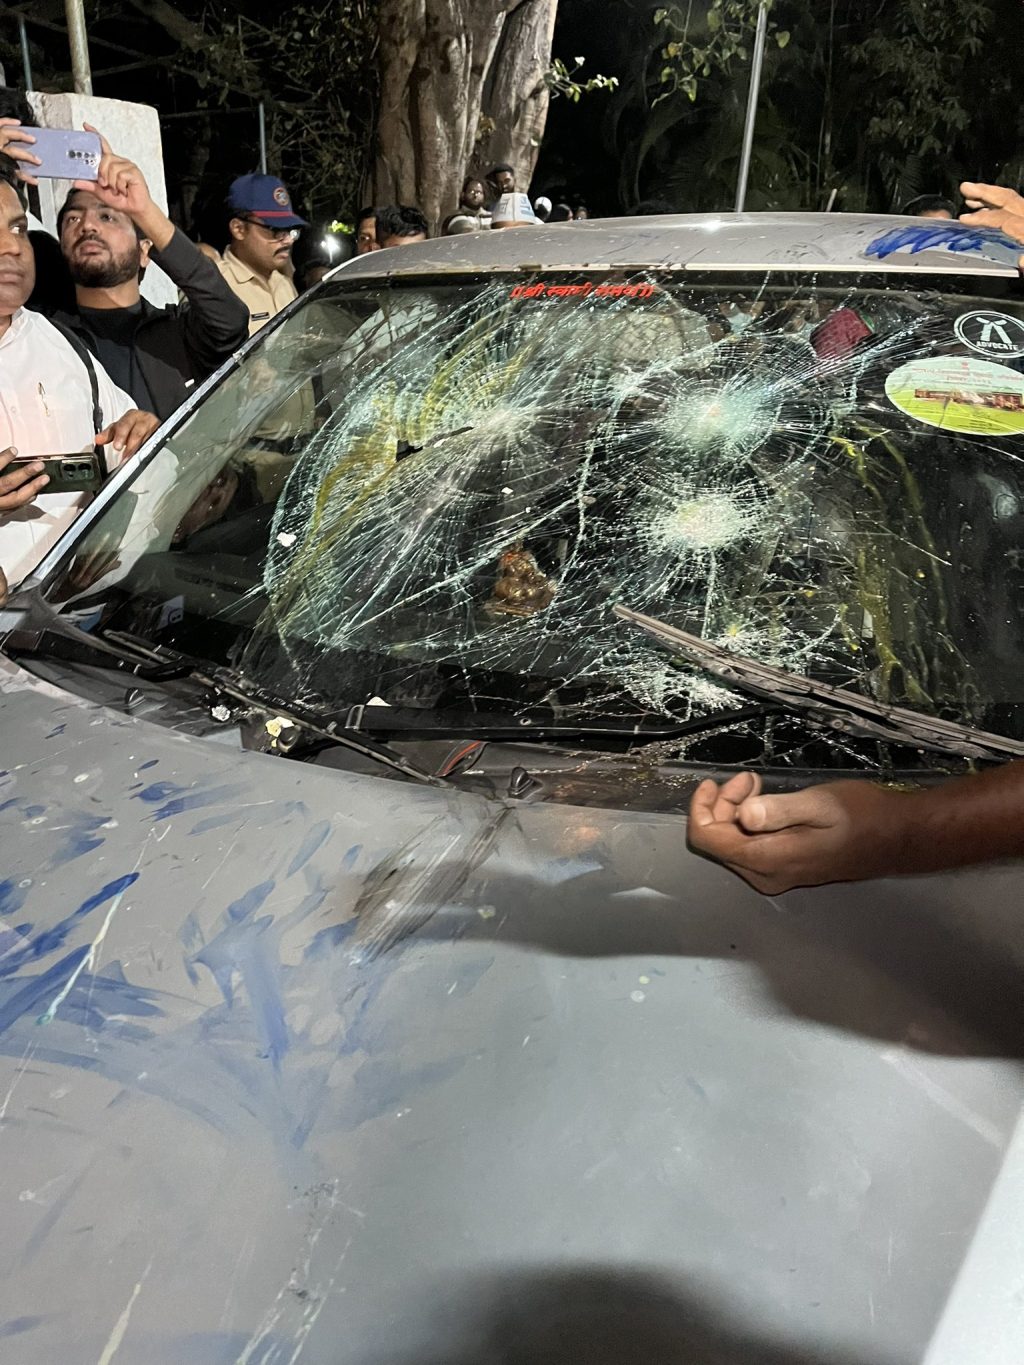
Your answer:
[335,211,1020,281]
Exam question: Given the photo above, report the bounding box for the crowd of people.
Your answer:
[324,165,586,277]
[0,130,598,606]
[0,99,597,596]
[0,91,1001,594]
[5,81,1024,895]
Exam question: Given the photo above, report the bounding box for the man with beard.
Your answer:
[218,173,307,335]
[0,166,158,584]
[486,163,517,207]
[47,127,248,421]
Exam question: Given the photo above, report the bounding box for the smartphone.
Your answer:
[15,127,101,181]
[15,453,104,493]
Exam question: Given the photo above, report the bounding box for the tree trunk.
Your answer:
[373,0,559,232]
[479,0,558,183]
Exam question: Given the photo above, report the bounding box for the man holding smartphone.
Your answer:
[0,119,248,422]
[0,164,158,585]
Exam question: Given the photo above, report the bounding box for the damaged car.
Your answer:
[3,213,1024,1364]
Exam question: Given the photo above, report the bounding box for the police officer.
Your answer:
[218,174,308,335]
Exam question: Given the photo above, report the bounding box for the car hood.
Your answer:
[1,655,1023,1364]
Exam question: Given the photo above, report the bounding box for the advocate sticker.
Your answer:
[955,309,1024,359]
[886,356,1024,435]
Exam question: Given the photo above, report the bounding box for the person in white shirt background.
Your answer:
[0,166,158,588]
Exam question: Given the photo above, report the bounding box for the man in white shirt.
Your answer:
[0,170,157,586]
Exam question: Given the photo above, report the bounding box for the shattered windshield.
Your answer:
[40,268,1024,760]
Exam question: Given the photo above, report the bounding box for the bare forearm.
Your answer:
[689,758,1024,894]
[883,760,1024,875]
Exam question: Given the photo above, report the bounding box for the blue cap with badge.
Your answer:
[227,173,308,229]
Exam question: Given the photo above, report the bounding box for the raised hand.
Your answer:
[72,124,153,220]
[959,181,1024,247]
[0,119,42,186]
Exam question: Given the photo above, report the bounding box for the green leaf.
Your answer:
[776,30,790,48]
[707,8,721,30]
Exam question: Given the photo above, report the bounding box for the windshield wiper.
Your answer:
[615,604,1024,763]
[100,632,448,789]
[2,589,192,679]
[1,591,445,789]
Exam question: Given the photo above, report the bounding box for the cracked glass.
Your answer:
[45,267,1024,772]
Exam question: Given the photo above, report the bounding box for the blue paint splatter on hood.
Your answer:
[46,812,111,868]
[227,880,276,923]
[0,1317,50,1340]
[136,780,186,804]
[136,781,250,822]
[286,821,331,878]
[194,881,289,1068]
[0,947,90,1035]
[0,878,28,917]
[0,873,140,981]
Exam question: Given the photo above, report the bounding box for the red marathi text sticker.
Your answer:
[509,281,655,301]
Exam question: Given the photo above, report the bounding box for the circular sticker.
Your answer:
[955,309,1024,359]
[273,185,290,207]
[885,355,1024,436]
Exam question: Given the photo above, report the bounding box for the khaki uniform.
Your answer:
[217,250,311,478]
[218,249,298,335]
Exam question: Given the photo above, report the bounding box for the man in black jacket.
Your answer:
[47,127,248,422]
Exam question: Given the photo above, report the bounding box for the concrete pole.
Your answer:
[258,101,268,174]
[734,1,769,213]
[64,0,94,96]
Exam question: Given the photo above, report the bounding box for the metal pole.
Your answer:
[734,0,769,213]
[18,17,34,92]
[64,0,94,96]
[258,101,267,174]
